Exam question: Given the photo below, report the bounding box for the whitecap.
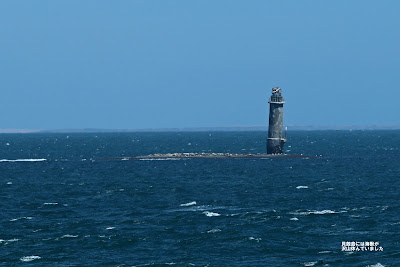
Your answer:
[180,201,197,207]
[174,205,212,212]
[0,238,19,244]
[249,237,262,242]
[207,229,221,233]
[106,227,116,230]
[20,256,41,262]
[290,217,299,221]
[367,264,385,267]
[61,234,78,238]
[291,210,342,216]
[303,262,317,266]
[312,210,338,215]
[318,250,332,254]
[296,186,308,189]
[10,217,33,222]
[44,202,58,205]
[0,159,46,162]
[6,182,12,185]
[139,158,181,161]
[203,211,220,217]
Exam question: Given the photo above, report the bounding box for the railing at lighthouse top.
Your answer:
[268,87,285,104]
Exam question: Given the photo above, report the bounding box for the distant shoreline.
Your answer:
[0,125,399,133]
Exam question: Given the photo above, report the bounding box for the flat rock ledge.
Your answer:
[101,152,320,160]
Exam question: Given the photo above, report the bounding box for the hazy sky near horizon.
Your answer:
[1,1,399,129]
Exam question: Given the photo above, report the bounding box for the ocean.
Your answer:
[0,131,399,266]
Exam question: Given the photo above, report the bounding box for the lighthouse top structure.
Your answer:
[268,87,285,104]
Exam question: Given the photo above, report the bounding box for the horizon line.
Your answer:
[0,124,400,133]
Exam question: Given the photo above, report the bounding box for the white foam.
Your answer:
[290,217,299,221]
[249,237,262,242]
[312,210,338,215]
[296,186,309,189]
[203,211,220,217]
[44,202,58,205]
[139,158,181,161]
[10,217,33,222]
[0,238,19,244]
[6,182,12,185]
[291,210,342,216]
[20,256,41,262]
[0,159,46,162]
[303,262,317,266]
[367,264,385,267]
[207,229,221,233]
[180,201,197,207]
[61,234,78,238]
[106,227,116,230]
[318,250,332,254]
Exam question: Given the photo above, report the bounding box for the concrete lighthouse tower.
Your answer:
[267,87,287,154]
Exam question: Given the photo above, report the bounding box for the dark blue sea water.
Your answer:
[0,131,399,266]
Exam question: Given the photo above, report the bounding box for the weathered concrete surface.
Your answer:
[267,87,286,154]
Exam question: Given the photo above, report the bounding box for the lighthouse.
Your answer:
[267,87,286,154]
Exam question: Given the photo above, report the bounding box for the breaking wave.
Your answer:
[20,256,41,262]
[296,186,309,189]
[180,201,197,207]
[139,158,182,161]
[0,158,46,162]
[203,211,221,217]
[290,210,344,216]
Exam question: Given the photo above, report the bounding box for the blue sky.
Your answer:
[1,1,399,129]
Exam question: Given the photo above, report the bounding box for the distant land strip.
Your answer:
[0,125,400,133]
